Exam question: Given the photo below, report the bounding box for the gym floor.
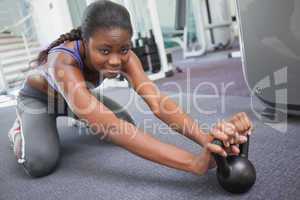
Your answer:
[0,50,299,200]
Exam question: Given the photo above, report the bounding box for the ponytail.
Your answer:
[34,27,82,65]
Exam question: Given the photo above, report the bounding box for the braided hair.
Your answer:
[35,27,82,65]
[35,0,133,65]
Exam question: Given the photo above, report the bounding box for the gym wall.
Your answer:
[30,0,73,47]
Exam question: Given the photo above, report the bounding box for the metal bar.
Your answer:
[0,14,32,33]
[205,0,215,44]
[205,21,232,29]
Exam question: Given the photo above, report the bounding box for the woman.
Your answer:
[8,0,252,178]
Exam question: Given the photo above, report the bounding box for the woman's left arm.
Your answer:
[124,51,210,147]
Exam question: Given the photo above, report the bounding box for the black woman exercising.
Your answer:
[8,0,253,178]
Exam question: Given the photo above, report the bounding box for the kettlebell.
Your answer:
[212,135,256,194]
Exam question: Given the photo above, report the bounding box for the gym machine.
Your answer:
[236,0,300,118]
[162,0,236,58]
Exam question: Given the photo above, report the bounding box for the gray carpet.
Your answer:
[156,58,250,97]
[1,88,300,200]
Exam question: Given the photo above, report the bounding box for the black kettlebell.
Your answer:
[212,135,256,194]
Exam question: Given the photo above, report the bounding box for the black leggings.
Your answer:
[14,83,134,177]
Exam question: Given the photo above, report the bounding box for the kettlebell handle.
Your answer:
[212,135,250,176]
[212,135,250,157]
[212,140,231,177]
[240,135,250,158]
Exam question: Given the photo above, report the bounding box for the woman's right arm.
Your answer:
[49,56,229,176]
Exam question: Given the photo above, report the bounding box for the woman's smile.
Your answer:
[102,68,120,78]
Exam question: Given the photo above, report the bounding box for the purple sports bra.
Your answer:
[39,40,101,92]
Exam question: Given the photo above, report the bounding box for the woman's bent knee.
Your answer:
[23,150,60,178]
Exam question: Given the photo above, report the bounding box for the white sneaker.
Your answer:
[8,118,23,161]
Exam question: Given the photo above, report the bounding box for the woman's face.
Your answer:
[84,27,132,78]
